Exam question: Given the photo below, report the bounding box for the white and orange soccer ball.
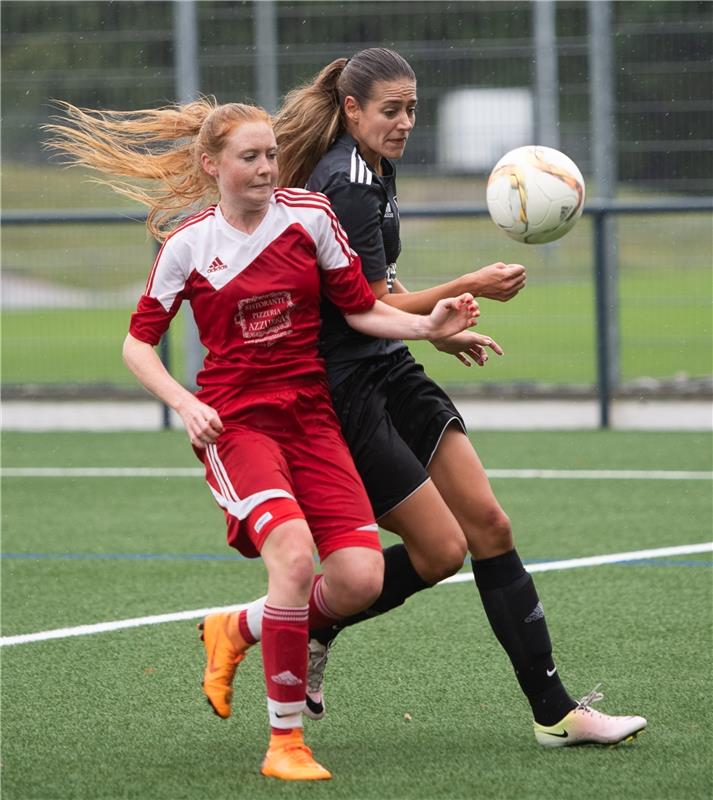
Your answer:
[486,145,586,244]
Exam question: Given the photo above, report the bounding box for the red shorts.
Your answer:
[194,383,380,561]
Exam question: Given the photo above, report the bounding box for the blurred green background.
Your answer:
[2,1,711,396]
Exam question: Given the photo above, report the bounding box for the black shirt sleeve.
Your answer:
[321,178,388,284]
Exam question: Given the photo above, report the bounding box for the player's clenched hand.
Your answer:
[468,262,526,302]
[175,396,224,448]
[428,293,479,339]
[433,331,504,367]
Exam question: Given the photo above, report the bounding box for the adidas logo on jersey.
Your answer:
[207,256,228,273]
[384,202,394,219]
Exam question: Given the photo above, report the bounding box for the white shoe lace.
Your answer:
[307,640,332,695]
[576,683,604,711]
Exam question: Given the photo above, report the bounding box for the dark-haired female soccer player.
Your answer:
[267,47,645,748]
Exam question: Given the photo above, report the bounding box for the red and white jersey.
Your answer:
[129,188,376,414]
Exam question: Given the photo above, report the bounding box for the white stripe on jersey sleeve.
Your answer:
[273,189,355,268]
[350,147,373,185]
[144,235,191,312]
[311,208,356,270]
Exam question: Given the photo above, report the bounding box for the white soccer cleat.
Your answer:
[534,685,647,748]
[305,638,332,721]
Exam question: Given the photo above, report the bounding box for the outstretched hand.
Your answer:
[470,262,526,302]
[433,331,504,367]
[428,293,480,340]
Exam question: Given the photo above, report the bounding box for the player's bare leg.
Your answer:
[429,426,647,744]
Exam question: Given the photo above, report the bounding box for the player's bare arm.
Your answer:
[344,293,479,341]
[122,333,224,448]
[367,262,526,314]
[388,277,505,365]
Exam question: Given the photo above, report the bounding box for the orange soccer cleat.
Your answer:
[261,730,332,781]
[198,612,251,719]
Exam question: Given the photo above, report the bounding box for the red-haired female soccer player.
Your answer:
[45,98,482,780]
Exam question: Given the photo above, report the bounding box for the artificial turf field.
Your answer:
[2,429,712,800]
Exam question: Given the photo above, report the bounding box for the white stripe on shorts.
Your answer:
[205,443,294,520]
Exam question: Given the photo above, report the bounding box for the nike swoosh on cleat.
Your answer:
[544,730,569,739]
[207,648,222,674]
[546,666,557,677]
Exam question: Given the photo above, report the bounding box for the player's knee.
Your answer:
[353,564,384,610]
[283,547,316,595]
[359,564,385,607]
[331,553,384,612]
[411,529,467,583]
[468,506,513,555]
[263,523,315,596]
[436,536,469,579]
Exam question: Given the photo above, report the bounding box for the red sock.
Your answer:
[237,609,259,645]
[262,604,308,731]
[308,574,341,630]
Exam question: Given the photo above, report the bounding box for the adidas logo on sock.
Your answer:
[524,601,544,623]
[271,670,303,686]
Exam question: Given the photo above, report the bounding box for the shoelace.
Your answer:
[307,641,332,693]
[576,683,604,711]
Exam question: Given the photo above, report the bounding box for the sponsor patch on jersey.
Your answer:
[236,291,294,343]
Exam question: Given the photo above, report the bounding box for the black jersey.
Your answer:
[306,132,407,388]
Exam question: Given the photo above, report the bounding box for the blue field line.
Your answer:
[2,552,711,568]
[1,551,250,562]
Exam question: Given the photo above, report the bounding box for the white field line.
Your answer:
[487,469,713,481]
[2,467,712,480]
[441,542,713,583]
[2,542,711,648]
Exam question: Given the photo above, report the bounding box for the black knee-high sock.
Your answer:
[310,543,431,645]
[472,549,576,726]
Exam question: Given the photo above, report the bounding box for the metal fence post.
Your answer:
[154,239,172,430]
[592,208,611,428]
[173,0,203,390]
[588,0,620,392]
[533,0,560,149]
[254,0,279,113]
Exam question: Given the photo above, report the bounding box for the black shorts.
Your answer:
[330,348,466,518]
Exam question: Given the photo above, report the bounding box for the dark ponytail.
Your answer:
[273,48,415,188]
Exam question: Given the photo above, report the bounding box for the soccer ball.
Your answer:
[486,145,586,244]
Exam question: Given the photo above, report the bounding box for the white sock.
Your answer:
[245,595,267,641]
